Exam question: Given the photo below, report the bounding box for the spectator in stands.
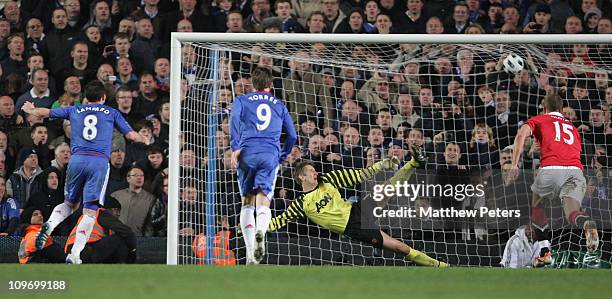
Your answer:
[51,76,82,109]
[125,120,152,166]
[7,147,43,209]
[84,0,118,45]
[108,143,129,195]
[245,0,272,32]
[117,18,136,41]
[136,146,167,193]
[233,77,252,96]
[394,0,427,34]
[392,93,420,129]
[0,130,16,176]
[2,0,26,33]
[486,3,504,33]
[0,16,10,56]
[164,0,211,40]
[275,0,305,33]
[580,106,612,148]
[112,166,155,237]
[154,58,170,93]
[10,122,51,168]
[502,6,521,30]
[363,0,380,26]
[115,57,139,91]
[150,171,168,237]
[487,90,518,149]
[25,18,44,54]
[65,0,86,30]
[0,175,19,236]
[336,126,364,169]
[425,16,444,34]
[48,142,70,178]
[134,72,164,117]
[320,0,345,33]
[41,8,78,78]
[95,63,117,100]
[16,69,54,113]
[132,18,160,74]
[445,2,470,34]
[25,168,67,235]
[8,113,41,152]
[283,49,324,122]
[0,96,23,134]
[564,15,584,34]
[59,41,97,86]
[115,86,143,127]
[0,34,27,82]
[522,4,552,34]
[306,11,326,33]
[467,123,498,167]
[177,179,203,236]
[23,53,56,96]
[373,13,394,34]
[291,0,322,27]
[226,11,246,33]
[104,32,131,64]
[18,207,65,264]
[211,0,233,32]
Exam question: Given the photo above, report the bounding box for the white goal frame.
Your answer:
[167,33,611,265]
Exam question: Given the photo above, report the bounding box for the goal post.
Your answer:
[168,33,611,266]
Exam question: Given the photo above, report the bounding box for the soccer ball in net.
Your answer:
[502,53,524,74]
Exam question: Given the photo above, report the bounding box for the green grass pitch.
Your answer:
[2,265,611,299]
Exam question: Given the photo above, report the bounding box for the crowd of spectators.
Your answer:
[0,0,610,263]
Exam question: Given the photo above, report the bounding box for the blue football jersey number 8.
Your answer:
[256,103,271,131]
[83,115,98,140]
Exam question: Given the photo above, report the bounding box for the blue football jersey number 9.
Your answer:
[83,115,98,140]
[256,103,271,131]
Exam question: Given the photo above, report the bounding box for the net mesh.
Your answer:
[175,40,611,266]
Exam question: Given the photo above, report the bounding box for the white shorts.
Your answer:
[531,167,586,204]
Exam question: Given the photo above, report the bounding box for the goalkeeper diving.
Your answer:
[269,146,448,267]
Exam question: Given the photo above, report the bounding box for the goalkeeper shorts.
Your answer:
[343,202,384,249]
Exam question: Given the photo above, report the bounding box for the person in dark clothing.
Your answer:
[26,168,70,236]
[0,175,19,236]
[64,196,137,264]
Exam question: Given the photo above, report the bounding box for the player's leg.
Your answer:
[380,231,448,267]
[559,170,598,252]
[67,158,110,264]
[252,163,279,263]
[36,159,86,250]
[237,163,258,264]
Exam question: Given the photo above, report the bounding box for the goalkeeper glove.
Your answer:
[376,156,401,171]
[409,145,427,168]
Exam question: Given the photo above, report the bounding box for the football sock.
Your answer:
[240,205,256,258]
[70,214,95,259]
[568,210,591,228]
[406,248,447,267]
[46,203,73,231]
[255,206,271,235]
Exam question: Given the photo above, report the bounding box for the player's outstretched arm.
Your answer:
[322,157,400,190]
[21,101,50,118]
[268,197,306,232]
[511,124,531,168]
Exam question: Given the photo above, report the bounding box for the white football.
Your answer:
[503,53,524,74]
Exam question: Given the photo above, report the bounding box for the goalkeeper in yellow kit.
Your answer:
[269,146,448,267]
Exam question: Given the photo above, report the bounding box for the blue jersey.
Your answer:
[230,91,297,162]
[50,104,134,159]
[0,198,19,234]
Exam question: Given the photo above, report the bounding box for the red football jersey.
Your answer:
[526,112,583,169]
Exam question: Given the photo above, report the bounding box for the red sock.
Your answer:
[531,204,549,231]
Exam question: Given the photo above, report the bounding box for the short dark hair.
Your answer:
[116,85,132,95]
[84,80,106,103]
[543,94,562,112]
[128,165,145,175]
[251,67,273,90]
[146,146,164,156]
[30,123,47,134]
[293,160,315,185]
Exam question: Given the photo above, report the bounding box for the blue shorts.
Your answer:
[237,153,279,200]
[64,154,110,206]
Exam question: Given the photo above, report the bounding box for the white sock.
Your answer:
[255,206,271,236]
[240,206,256,258]
[46,203,73,231]
[70,214,95,259]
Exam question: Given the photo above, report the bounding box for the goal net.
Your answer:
[168,34,611,266]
